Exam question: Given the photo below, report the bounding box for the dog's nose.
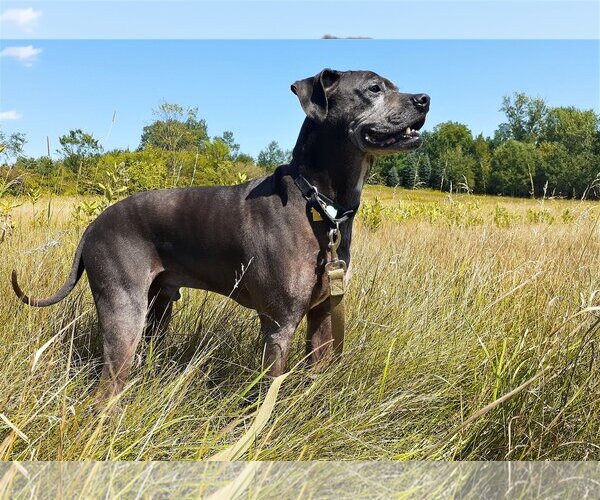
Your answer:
[412,93,430,110]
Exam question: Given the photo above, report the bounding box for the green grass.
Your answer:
[0,186,599,460]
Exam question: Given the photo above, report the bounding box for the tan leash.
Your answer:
[325,225,346,355]
[294,173,355,355]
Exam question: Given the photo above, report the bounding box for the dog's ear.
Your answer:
[291,68,341,122]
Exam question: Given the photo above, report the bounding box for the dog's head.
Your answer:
[291,68,429,154]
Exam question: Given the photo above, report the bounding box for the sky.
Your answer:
[1,1,599,39]
[1,2,599,159]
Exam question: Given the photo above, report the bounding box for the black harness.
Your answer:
[293,174,359,228]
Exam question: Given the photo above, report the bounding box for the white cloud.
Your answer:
[0,8,42,33]
[1,45,42,66]
[0,111,22,121]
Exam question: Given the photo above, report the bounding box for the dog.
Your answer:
[12,69,429,400]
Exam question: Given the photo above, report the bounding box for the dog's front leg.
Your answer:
[260,314,303,376]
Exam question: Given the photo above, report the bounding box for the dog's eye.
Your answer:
[368,84,382,93]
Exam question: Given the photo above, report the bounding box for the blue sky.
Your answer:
[0,1,599,158]
[1,1,599,39]
[1,40,598,159]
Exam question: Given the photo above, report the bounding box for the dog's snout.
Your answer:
[411,93,430,110]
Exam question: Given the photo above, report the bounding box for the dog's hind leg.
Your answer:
[92,288,149,403]
[305,299,333,366]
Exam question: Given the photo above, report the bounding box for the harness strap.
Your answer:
[293,174,358,228]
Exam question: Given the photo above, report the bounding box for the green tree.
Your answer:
[216,130,240,160]
[58,129,102,171]
[235,153,254,164]
[257,141,291,172]
[58,129,103,192]
[373,153,429,188]
[427,122,473,152]
[416,153,432,187]
[472,134,491,193]
[541,107,599,155]
[139,103,211,184]
[140,103,208,152]
[0,129,26,165]
[536,141,570,196]
[373,154,403,186]
[422,122,475,190]
[385,164,400,187]
[490,123,512,149]
[537,142,600,198]
[490,139,539,197]
[95,149,170,192]
[398,153,424,188]
[14,156,55,176]
[439,146,476,192]
[499,92,547,143]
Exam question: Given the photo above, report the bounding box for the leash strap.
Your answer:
[326,227,346,355]
[326,262,346,354]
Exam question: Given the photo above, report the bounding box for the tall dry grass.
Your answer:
[0,187,598,460]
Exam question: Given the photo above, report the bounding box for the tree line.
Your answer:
[1,93,599,199]
[0,103,269,195]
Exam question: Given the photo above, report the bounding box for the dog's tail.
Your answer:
[12,234,86,307]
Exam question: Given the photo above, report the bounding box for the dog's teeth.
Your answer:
[405,127,411,134]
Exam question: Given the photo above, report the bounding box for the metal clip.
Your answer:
[326,224,346,291]
[325,258,347,274]
[328,224,341,262]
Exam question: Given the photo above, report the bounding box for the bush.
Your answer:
[526,208,555,224]
[360,198,385,231]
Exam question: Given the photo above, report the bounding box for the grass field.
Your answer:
[0,185,599,460]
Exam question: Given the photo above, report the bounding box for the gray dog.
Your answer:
[12,69,429,400]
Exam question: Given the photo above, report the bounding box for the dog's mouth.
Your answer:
[362,117,426,151]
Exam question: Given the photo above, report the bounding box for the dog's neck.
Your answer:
[291,119,373,210]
